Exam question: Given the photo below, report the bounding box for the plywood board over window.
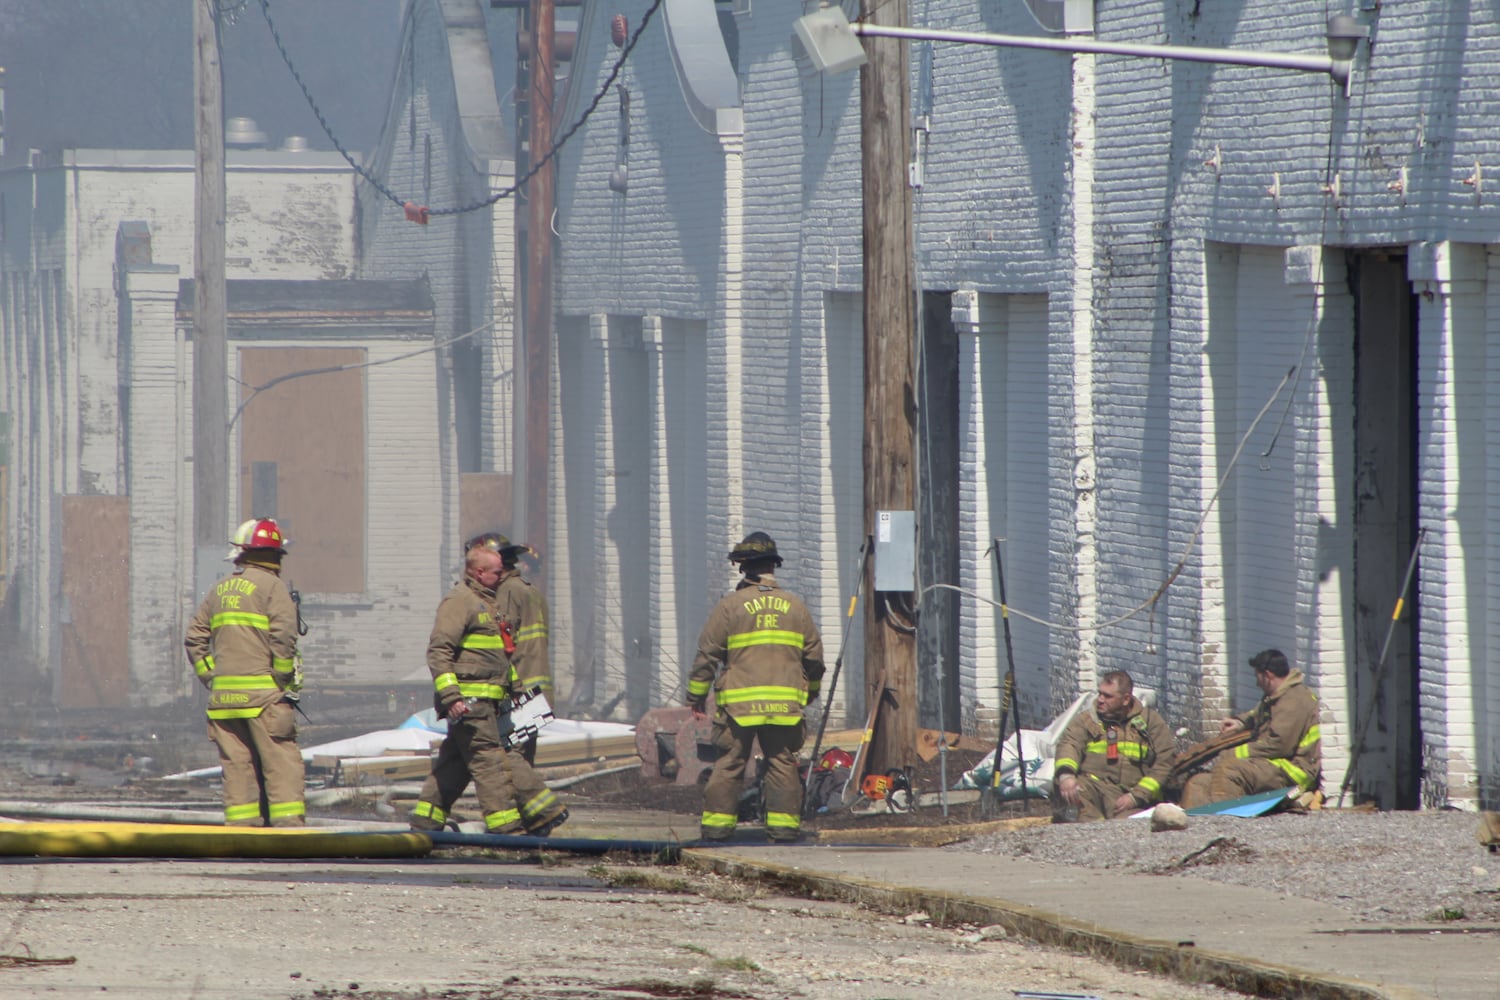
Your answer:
[59,495,130,708]
[238,347,365,594]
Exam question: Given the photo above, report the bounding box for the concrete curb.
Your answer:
[681,849,1417,1000]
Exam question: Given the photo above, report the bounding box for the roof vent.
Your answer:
[225,117,268,148]
[281,135,309,153]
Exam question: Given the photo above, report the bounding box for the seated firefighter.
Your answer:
[1052,670,1176,821]
[1180,648,1322,808]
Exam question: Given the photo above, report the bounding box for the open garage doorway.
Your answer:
[1348,250,1422,810]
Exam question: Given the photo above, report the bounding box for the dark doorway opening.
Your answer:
[1348,250,1422,810]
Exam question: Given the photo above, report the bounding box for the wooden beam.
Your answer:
[860,0,917,775]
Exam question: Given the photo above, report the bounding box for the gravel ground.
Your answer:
[951,808,1500,924]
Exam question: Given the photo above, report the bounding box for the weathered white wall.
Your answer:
[0,151,356,699]
[358,0,516,604]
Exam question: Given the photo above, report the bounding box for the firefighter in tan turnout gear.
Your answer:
[184,517,305,827]
[1052,670,1176,822]
[471,532,551,765]
[1182,648,1322,807]
[409,544,568,836]
[688,532,825,843]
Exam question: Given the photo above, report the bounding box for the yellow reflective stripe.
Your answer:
[700,812,736,830]
[765,811,800,831]
[1270,758,1313,790]
[456,681,508,700]
[224,803,261,822]
[461,634,506,649]
[412,801,446,824]
[1136,776,1162,796]
[807,679,822,697]
[717,685,805,705]
[212,674,279,690]
[268,801,305,819]
[520,790,560,821]
[485,808,521,830]
[433,672,458,692]
[1055,757,1079,773]
[687,679,710,696]
[1234,743,1251,759]
[1299,726,1321,750]
[519,675,552,692]
[211,612,270,630]
[193,657,214,678]
[1083,740,1150,760]
[272,657,295,674]
[515,624,548,642]
[727,714,803,726]
[726,629,805,650]
[206,707,265,719]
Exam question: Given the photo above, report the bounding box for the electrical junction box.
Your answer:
[873,510,916,592]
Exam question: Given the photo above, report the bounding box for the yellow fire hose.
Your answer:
[0,821,432,859]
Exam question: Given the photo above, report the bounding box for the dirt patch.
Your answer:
[567,746,1042,831]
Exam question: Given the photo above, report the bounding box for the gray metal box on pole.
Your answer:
[873,510,916,591]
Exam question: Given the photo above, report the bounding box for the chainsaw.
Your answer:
[859,768,915,812]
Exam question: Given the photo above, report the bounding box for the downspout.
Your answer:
[1070,52,1098,691]
[720,115,744,536]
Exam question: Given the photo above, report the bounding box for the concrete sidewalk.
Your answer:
[682,843,1493,1000]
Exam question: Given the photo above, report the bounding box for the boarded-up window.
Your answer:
[238,347,365,593]
[60,495,130,708]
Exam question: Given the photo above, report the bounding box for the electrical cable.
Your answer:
[227,317,498,429]
[254,0,665,218]
[919,364,1299,634]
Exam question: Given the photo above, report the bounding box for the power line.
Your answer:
[227,317,498,430]
[924,366,1301,636]
[254,0,665,218]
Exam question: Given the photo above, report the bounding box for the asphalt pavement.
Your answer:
[682,839,1492,1000]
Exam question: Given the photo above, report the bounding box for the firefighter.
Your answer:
[184,517,305,827]
[410,543,568,836]
[468,533,552,764]
[1181,648,1322,808]
[688,531,825,843]
[495,539,551,765]
[1052,670,1176,822]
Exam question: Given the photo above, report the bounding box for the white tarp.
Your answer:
[955,688,1159,799]
[163,713,636,780]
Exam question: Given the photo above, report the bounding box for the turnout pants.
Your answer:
[1057,773,1136,822]
[208,701,305,827]
[410,700,565,834]
[1179,754,1293,808]
[701,717,805,842]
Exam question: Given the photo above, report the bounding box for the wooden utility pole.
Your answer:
[861,0,917,775]
[192,0,228,589]
[517,0,555,568]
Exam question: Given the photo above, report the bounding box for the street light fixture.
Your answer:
[795,6,1368,94]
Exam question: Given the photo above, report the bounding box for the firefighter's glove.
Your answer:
[288,654,305,694]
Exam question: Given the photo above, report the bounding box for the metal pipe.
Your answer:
[850,23,1337,78]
